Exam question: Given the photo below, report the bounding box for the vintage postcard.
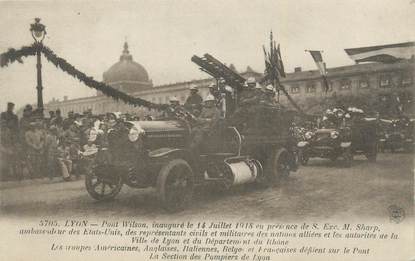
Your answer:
[0,1,414,260]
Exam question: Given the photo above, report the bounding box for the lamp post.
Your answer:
[30,18,46,113]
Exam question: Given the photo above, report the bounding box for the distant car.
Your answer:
[378,118,414,153]
[297,117,378,167]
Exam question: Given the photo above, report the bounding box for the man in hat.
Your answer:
[44,126,59,179]
[239,77,263,105]
[63,121,82,178]
[260,84,278,107]
[25,120,45,178]
[189,94,221,156]
[163,96,183,119]
[184,86,203,113]
[0,102,19,180]
[63,111,75,130]
[50,109,63,127]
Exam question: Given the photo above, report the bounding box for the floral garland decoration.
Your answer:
[0,44,167,111]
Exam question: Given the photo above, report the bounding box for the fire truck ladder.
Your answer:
[191,53,246,91]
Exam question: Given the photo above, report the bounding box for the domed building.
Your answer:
[100,42,152,95]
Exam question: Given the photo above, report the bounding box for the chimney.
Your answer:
[63,96,68,101]
[294,67,302,73]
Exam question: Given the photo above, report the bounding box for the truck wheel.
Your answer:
[298,149,309,166]
[366,144,378,162]
[85,164,123,201]
[404,143,413,153]
[342,148,353,168]
[157,159,194,212]
[263,148,291,184]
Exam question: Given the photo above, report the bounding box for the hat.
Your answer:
[204,95,215,102]
[225,86,233,92]
[208,83,216,88]
[265,85,274,92]
[190,86,198,91]
[246,77,256,85]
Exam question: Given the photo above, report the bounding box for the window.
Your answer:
[401,72,413,87]
[379,75,391,88]
[359,78,369,88]
[290,84,300,94]
[306,82,316,93]
[340,79,351,90]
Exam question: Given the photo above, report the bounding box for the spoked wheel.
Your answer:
[276,150,291,178]
[157,159,194,212]
[365,143,378,162]
[298,149,309,166]
[342,148,353,168]
[261,148,291,185]
[85,164,123,201]
[329,154,338,162]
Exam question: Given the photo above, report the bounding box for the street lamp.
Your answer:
[30,18,46,114]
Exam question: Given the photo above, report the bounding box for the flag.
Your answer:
[275,44,286,78]
[308,50,327,76]
[307,50,330,92]
[344,42,415,64]
[263,32,286,86]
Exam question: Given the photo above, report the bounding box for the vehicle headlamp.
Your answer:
[330,131,339,139]
[128,127,141,142]
[305,131,313,140]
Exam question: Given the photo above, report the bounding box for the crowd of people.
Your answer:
[0,77,281,182]
[0,102,143,182]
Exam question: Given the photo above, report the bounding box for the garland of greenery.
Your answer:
[0,44,167,110]
[0,44,37,67]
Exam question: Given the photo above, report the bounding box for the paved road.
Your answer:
[0,153,413,222]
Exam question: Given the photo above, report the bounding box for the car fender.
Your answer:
[340,142,352,148]
[297,141,309,148]
[148,148,190,160]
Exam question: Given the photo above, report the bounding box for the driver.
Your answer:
[163,96,182,119]
[189,94,221,155]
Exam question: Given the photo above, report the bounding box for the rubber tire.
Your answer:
[366,143,378,162]
[263,148,291,184]
[343,148,353,168]
[157,159,194,212]
[298,149,309,166]
[85,164,123,201]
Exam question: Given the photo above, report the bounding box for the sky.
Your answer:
[0,0,414,110]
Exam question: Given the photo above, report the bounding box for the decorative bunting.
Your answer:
[0,43,168,111]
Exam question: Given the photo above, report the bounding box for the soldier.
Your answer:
[260,85,278,106]
[184,86,203,113]
[189,95,221,156]
[63,111,75,130]
[239,77,262,106]
[0,102,19,180]
[163,96,182,119]
[25,120,45,178]
[44,126,59,179]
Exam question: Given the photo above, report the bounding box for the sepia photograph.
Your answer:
[0,1,414,260]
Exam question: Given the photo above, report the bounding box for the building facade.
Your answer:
[45,42,415,118]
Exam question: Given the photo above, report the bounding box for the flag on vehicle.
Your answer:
[263,31,286,85]
[306,50,330,93]
[344,42,415,64]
